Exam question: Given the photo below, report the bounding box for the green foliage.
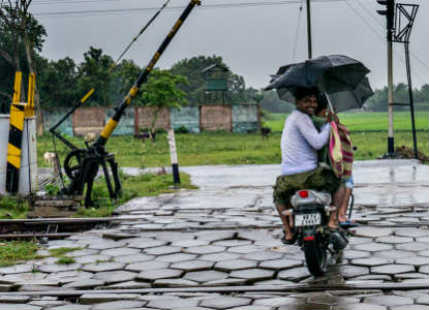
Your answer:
[44,184,60,196]
[56,257,76,265]
[170,55,258,105]
[0,195,29,219]
[75,172,197,218]
[0,6,47,104]
[365,83,429,112]
[49,247,82,257]
[140,69,188,109]
[38,57,79,110]
[0,241,39,267]
[77,47,115,106]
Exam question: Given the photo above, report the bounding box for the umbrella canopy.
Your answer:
[265,55,372,112]
[329,77,374,112]
[273,77,374,113]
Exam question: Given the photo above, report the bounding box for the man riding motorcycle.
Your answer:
[273,87,345,244]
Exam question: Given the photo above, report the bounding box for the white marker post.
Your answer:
[167,128,180,185]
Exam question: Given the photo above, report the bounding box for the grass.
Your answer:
[0,241,40,267]
[56,257,76,265]
[49,247,82,257]
[75,172,197,218]
[0,171,196,219]
[38,124,429,170]
[266,111,429,132]
[0,196,29,219]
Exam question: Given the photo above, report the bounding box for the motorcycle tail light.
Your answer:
[304,236,315,241]
[298,190,309,198]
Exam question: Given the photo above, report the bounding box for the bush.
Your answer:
[174,126,189,134]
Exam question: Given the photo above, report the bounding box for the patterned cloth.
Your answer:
[328,122,354,180]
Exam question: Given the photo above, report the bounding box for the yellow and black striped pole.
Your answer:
[95,0,201,147]
[25,72,36,118]
[6,72,26,193]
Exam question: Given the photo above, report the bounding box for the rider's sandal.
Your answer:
[281,231,297,245]
[339,220,358,228]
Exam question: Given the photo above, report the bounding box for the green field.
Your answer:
[37,115,428,168]
[266,111,429,132]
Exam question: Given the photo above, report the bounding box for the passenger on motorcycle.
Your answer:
[273,87,345,244]
[313,93,355,226]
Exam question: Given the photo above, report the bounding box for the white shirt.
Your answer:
[281,110,330,175]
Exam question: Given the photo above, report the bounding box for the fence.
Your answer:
[42,104,260,136]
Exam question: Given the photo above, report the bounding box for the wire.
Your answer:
[115,0,170,65]
[33,0,345,17]
[292,0,304,61]
[344,0,429,86]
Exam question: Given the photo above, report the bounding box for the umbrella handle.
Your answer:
[325,93,335,113]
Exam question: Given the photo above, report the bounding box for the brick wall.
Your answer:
[135,107,170,134]
[200,105,232,132]
[72,107,106,136]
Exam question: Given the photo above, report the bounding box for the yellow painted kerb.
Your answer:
[100,119,118,139]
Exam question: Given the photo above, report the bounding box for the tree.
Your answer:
[171,55,249,105]
[0,1,47,133]
[77,47,115,106]
[114,59,143,104]
[38,57,79,110]
[139,69,188,140]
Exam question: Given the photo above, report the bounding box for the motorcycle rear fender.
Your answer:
[302,228,317,242]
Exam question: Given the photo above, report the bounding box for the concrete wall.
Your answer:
[0,115,37,195]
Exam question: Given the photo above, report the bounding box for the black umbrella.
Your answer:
[328,77,374,112]
[273,77,374,113]
[265,55,372,112]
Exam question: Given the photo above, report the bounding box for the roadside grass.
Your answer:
[56,257,76,265]
[75,172,197,218]
[49,247,82,257]
[0,196,29,219]
[0,173,196,219]
[0,241,40,267]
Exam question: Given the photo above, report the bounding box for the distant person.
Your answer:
[273,87,345,244]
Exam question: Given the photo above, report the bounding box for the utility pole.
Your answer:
[306,0,312,59]
[377,0,395,156]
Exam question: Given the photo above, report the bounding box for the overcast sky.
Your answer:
[32,0,428,90]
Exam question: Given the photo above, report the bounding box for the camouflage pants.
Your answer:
[273,166,340,206]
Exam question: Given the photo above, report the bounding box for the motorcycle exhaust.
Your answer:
[330,230,349,250]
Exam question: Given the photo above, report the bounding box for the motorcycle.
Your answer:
[284,189,351,276]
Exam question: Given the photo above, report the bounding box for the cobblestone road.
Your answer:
[0,160,427,309]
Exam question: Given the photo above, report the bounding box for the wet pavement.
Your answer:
[2,159,428,309]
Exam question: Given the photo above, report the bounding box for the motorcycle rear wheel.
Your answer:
[303,241,328,277]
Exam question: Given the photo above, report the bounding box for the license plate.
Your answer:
[295,213,321,227]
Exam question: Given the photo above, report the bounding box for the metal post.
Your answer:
[404,43,418,158]
[167,129,181,185]
[306,0,312,59]
[387,33,395,155]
